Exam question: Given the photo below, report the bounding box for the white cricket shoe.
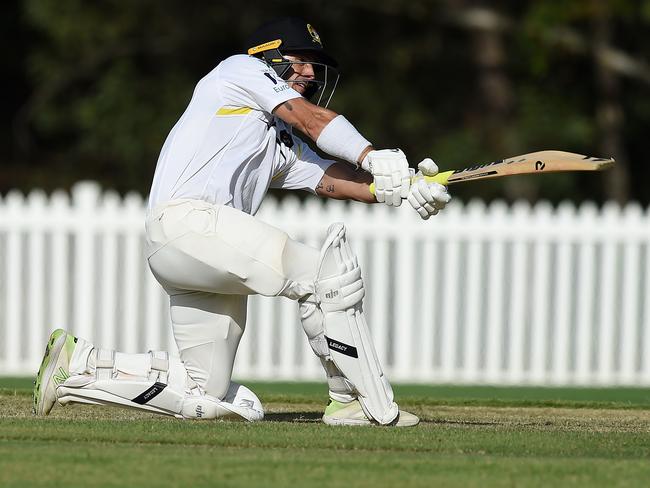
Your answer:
[33,329,78,416]
[322,399,420,427]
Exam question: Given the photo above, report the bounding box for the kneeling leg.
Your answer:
[56,293,261,421]
[57,347,263,421]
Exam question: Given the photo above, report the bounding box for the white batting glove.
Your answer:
[407,158,451,220]
[361,149,411,207]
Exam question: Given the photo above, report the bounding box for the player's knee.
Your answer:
[203,373,231,401]
[278,236,319,300]
[299,296,329,358]
[314,223,365,312]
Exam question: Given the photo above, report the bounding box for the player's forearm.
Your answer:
[302,105,338,140]
[315,163,376,203]
[274,99,372,165]
[316,179,376,203]
[273,98,337,140]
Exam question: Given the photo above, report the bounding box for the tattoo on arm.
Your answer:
[284,101,293,111]
[315,179,334,194]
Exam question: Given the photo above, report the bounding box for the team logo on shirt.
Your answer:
[307,24,322,46]
[277,130,294,148]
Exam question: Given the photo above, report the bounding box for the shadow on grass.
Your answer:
[263,412,502,426]
[264,412,323,423]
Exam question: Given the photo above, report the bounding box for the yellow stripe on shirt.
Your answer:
[216,106,253,116]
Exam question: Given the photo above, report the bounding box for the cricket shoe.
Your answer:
[322,399,419,427]
[33,329,78,416]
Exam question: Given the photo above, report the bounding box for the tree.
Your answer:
[3,0,649,204]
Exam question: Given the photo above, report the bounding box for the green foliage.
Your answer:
[3,0,649,202]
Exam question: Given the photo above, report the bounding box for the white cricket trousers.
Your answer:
[145,199,319,399]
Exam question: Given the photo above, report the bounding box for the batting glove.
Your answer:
[407,158,451,219]
[361,149,411,207]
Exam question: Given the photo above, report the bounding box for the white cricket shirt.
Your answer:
[148,54,334,214]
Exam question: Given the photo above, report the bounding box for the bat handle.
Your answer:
[368,170,453,196]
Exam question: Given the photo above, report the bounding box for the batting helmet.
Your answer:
[245,17,339,106]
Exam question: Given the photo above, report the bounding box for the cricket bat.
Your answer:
[368,150,614,193]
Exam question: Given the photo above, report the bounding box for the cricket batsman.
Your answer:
[33,17,450,426]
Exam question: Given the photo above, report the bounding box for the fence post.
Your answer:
[507,201,531,384]
[394,208,418,381]
[71,182,100,342]
[27,190,47,363]
[120,192,144,352]
[550,202,575,385]
[619,203,643,384]
[485,201,507,383]
[98,191,120,349]
[416,217,437,382]
[4,191,24,372]
[462,200,487,383]
[597,201,620,385]
[575,202,598,384]
[642,207,650,381]
[530,201,553,384]
[50,191,70,334]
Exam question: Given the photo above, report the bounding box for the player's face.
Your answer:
[282,54,317,95]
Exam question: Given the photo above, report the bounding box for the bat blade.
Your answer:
[427,150,615,186]
[367,151,614,195]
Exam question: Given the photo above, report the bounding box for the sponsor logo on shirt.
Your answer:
[273,84,290,93]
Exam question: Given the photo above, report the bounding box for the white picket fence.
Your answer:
[1,182,649,385]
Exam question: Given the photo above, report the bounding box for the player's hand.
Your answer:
[361,149,411,207]
[407,158,451,219]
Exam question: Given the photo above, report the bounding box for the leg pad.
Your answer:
[312,223,398,425]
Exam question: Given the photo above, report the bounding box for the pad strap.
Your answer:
[150,351,169,384]
[315,266,364,312]
[95,349,115,381]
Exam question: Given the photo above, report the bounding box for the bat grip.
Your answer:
[368,171,453,196]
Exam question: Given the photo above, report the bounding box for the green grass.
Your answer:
[2,378,650,487]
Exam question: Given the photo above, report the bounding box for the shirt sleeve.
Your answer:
[270,138,335,193]
[219,55,302,113]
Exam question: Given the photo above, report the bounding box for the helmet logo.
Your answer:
[307,24,322,46]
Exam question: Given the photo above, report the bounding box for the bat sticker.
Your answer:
[449,170,499,182]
